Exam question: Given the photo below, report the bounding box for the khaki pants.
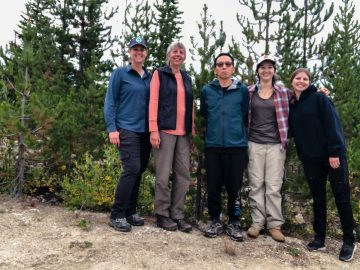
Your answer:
[153,132,191,219]
[248,142,286,229]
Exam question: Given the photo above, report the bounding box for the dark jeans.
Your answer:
[302,158,355,244]
[110,129,151,219]
[205,148,247,222]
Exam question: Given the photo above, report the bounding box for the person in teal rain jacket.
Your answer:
[200,52,248,242]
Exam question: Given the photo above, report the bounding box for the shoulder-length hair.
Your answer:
[166,41,186,66]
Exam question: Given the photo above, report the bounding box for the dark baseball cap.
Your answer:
[129,37,147,49]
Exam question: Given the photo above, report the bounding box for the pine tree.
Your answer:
[297,0,333,67]
[237,0,293,55]
[274,7,303,86]
[44,0,117,166]
[0,26,48,196]
[1,0,118,178]
[149,0,184,68]
[117,0,184,70]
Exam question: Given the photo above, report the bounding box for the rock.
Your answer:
[294,213,305,224]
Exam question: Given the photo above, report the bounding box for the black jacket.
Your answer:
[156,66,193,133]
[289,85,346,162]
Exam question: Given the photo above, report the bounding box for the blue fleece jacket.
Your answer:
[104,65,151,133]
[289,85,346,162]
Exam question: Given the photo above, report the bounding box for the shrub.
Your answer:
[60,144,156,214]
[60,145,121,210]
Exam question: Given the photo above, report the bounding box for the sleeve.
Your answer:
[318,95,345,157]
[104,69,121,132]
[200,87,207,119]
[148,70,160,132]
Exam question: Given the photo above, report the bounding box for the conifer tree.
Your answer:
[149,0,184,68]
[237,0,293,56]
[118,0,184,70]
[46,0,117,165]
[296,0,333,67]
[0,26,47,196]
[274,8,303,86]
[2,0,119,174]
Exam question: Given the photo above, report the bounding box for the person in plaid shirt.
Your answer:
[246,55,291,242]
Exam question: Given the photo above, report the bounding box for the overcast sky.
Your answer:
[1,0,359,59]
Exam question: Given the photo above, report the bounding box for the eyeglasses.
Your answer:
[215,62,233,68]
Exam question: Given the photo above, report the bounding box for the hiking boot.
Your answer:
[339,242,357,262]
[126,213,145,226]
[226,221,244,242]
[247,226,260,238]
[108,218,131,232]
[307,239,326,251]
[268,227,285,242]
[156,215,177,231]
[204,220,223,238]
[173,219,192,233]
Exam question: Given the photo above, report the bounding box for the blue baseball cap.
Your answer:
[129,37,147,49]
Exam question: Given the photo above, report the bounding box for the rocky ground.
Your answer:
[0,196,358,270]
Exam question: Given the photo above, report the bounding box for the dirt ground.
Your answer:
[0,196,358,270]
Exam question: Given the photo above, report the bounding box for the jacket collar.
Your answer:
[210,78,240,90]
[126,64,150,78]
[298,85,317,102]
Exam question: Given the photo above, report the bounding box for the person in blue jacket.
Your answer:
[104,37,152,232]
[200,52,248,241]
[289,68,356,262]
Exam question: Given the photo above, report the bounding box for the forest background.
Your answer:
[0,0,359,239]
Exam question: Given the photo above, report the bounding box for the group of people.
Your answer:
[103,37,356,262]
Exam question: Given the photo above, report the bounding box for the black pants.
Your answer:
[110,129,151,219]
[205,148,247,222]
[302,158,355,244]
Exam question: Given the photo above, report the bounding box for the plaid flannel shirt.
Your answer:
[248,84,291,150]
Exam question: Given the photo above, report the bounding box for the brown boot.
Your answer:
[247,226,260,238]
[268,227,285,242]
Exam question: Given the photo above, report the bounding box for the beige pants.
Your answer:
[248,142,286,229]
[153,132,191,219]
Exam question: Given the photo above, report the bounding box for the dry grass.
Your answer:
[223,238,237,256]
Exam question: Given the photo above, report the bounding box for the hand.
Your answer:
[329,157,340,169]
[318,87,330,96]
[150,131,160,149]
[109,131,120,147]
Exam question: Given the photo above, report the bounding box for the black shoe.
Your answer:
[156,215,177,231]
[339,242,357,262]
[173,219,192,233]
[126,213,145,226]
[108,218,131,232]
[307,239,326,251]
[204,220,223,238]
[225,221,244,242]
